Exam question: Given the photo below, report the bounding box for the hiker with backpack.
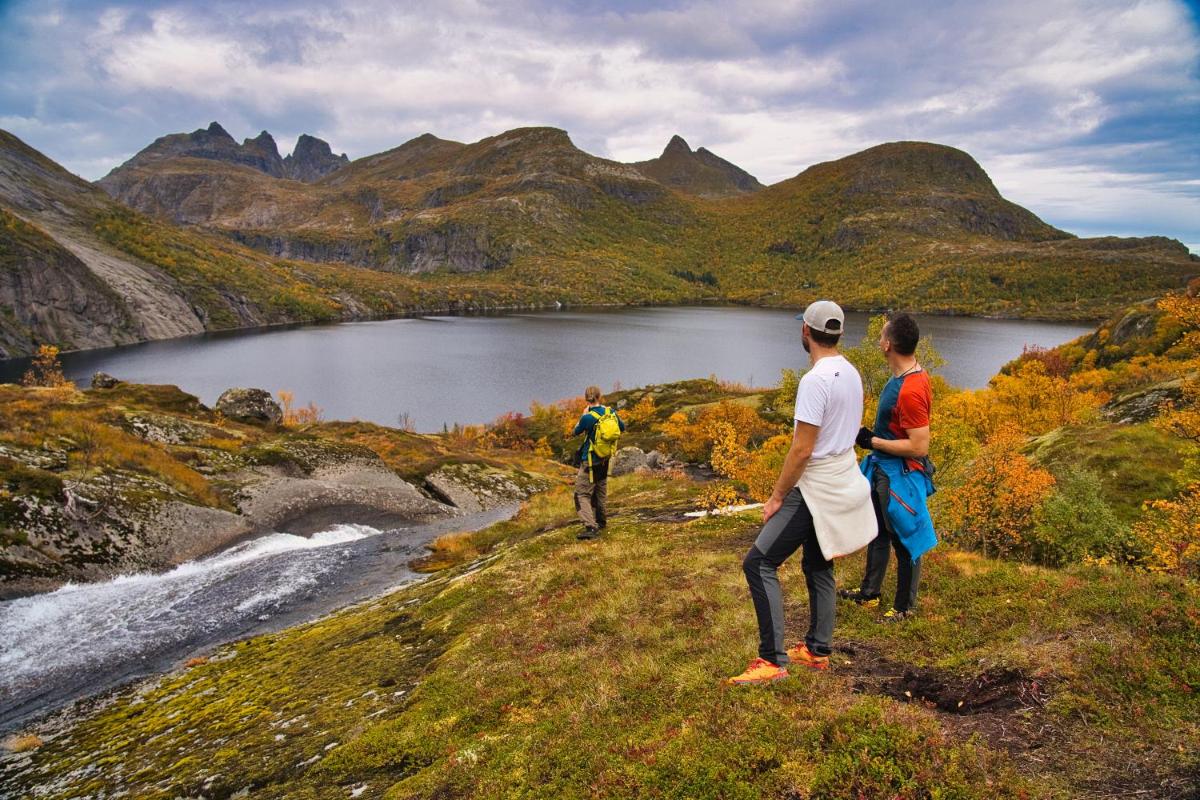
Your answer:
[571,386,625,540]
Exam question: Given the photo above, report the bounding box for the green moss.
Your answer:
[1029,423,1186,521]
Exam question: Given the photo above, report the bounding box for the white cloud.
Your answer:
[1,0,1196,247]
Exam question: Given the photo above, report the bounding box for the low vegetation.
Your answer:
[3,290,1199,797]
[4,475,1195,798]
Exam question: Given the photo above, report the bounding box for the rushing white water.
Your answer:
[0,524,386,720]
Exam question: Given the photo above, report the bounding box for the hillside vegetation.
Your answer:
[3,290,1199,797]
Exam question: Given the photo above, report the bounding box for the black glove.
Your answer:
[856,426,875,450]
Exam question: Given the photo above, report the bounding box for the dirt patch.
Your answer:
[837,641,1049,716]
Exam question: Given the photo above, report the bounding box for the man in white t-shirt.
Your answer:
[729,300,874,685]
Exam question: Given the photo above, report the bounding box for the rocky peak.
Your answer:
[99,123,349,186]
[663,134,692,157]
[630,135,763,198]
[204,121,234,142]
[282,134,350,182]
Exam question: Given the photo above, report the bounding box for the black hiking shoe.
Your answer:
[837,588,880,608]
[577,527,600,540]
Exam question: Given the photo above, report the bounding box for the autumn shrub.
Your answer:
[1133,484,1200,578]
[485,411,536,451]
[21,345,73,390]
[278,390,323,426]
[937,424,1056,560]
[622,394,657,427]
[659,401,776,463]
[996,359,1108,434]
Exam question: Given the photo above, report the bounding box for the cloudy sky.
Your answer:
[2,0,1198,250]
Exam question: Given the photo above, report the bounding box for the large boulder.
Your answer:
[610,446,650,476]
[216,387,282,425]
[91,372,120,389]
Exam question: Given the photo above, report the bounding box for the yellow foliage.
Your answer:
[623,395,657,427]
[697,482,741,512]
[21,345,73,390]
[278,390,323,426]
[659,401,774,462]
[937,423,1056,559]
[1133,484,1200,578]
[989,359,1108,436]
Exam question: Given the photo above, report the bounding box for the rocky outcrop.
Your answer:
[236,461,448,535]
[90,372,119,389]
[1101,379,1185,425]
[631,135,763,198]
[283,134,350,182]
[609,447,678,476]
[423,463,549,512]
[216,388,283,425]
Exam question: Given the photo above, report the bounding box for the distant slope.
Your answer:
[1,124,1197,358]
[696,141,1197,317]
[630,134,764,198]
[0,129,707,358]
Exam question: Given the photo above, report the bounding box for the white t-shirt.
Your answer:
[793,354,864,461]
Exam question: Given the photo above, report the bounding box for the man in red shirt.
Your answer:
[842,312,932,620]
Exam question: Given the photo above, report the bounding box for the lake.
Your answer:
[0,307,1093,431]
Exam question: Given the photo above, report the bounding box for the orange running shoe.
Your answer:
[785,643,830,671]
[726,657,788,685]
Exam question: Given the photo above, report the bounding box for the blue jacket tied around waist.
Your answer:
[860,453,938,563]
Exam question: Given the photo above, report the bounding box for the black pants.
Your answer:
[860,466,921,612]
[743,489,835,664]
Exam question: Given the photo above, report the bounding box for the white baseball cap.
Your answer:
[797,300,845,334]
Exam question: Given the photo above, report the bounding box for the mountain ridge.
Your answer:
[0,125,1195,359]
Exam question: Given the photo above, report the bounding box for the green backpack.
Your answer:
[589,407,622,460]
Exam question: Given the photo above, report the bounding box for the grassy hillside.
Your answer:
[3,475,1196,798]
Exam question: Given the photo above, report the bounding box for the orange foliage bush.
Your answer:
[21,345,72,390]
[278,390,323,426]
[1133,484,1200,578]
[660,401,775,462]
[938,423,1056,559]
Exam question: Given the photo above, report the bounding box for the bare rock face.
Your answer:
[423,463,550,511]
[215,388,283,425]
[283,134,350,182]
[0,209,141,358]
[91,372,120,389]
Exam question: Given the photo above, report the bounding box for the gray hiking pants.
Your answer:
[743,488,835,665]
[574,459,608,530]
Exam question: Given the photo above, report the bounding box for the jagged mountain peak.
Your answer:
[204,121,233,140]
[632,135,762,198]
[100,122,348,185]
[663,134,692,156]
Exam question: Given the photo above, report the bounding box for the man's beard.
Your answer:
[801,334,811,354]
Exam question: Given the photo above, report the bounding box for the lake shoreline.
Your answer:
[0,299,1104,371]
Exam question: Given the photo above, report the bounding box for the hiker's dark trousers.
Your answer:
[860,466,921,612]
[743,488,834,666]
[574,458,609,530]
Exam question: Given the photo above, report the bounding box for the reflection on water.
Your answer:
[0,307,1092,431]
